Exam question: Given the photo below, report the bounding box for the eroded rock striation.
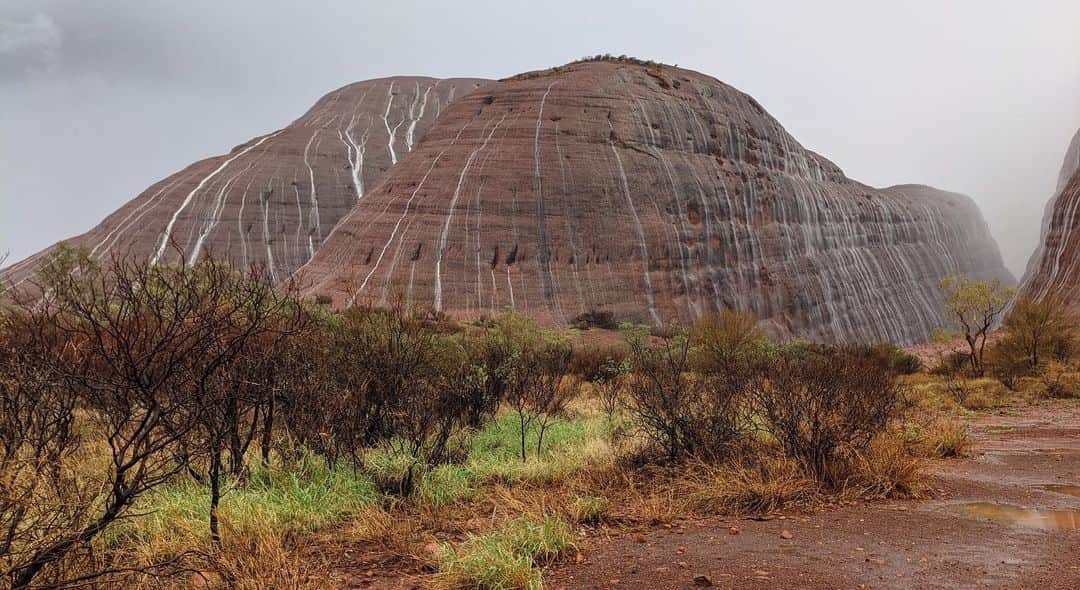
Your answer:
[1020,129,1080,305]
[295,60,1012,344]
[0,76,488,288]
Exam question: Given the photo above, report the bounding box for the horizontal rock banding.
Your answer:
[295,60,1012,344]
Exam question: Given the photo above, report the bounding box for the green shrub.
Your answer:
[569,345,628,382]
[867,343,923,375]
[571,309,617,330]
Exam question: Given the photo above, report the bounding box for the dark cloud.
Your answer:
[1,1,1079,275]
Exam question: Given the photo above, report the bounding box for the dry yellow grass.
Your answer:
[902,373,1018,412]
[903,418,972,459]
[684,456,818,514]
[845,434,929,499]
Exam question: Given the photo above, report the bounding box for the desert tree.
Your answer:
[528,343,579,458]
[1000,295,1075,371]
[593,355,630,421]
[0,313,83,589]
[332,304,440,466]
[2,244,310,583]
[172,259,308,546]
[503,338,578,462]
[940,274,1015,375]
[465,313,544,427]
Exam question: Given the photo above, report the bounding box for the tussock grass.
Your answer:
[915,419,972,458]
[902,373,1016,412]
[846,434,928,499]
[116,454,379,559]
[570,495,611,524]
[435,516,575,590]
[686,457,817,514]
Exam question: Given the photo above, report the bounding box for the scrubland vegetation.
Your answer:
[0,248,1077,589]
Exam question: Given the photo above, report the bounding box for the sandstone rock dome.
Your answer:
[0,76,488,288]
[3,59,1013,344]
[295,59,1011,344]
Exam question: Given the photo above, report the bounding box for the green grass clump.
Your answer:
[437,515,575,590]
[570,495,611,524]
[420,464,479,507]
[466,413,610,484]
[115,453,379,554]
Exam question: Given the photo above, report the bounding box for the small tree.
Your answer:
[594,356,630,420]
[528,344,578,458]
[2,246,288,586]
[1000,295,1075,371]
[0,321,83,589]
[504,341,577,462]
[940,274,1015,375]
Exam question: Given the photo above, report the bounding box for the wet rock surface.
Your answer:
[1021,129,1080,306]
[3,60,1013,344]
[0,76,489,286]
[296,60,1011,344]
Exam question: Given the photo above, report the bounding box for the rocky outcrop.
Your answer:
[295,60,1012,344]
[0,76,489,288]
[1020,129,1080,305]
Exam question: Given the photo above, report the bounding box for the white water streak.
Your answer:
[151,130,281,264]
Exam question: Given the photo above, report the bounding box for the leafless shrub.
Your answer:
[0,244,301,586]
[507,342,578,461]
[749,348,904,486]
[621,333,700,461]
[593,356,630,420]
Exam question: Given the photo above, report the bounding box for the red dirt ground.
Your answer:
[546,402,1080,590]
[324,400,1079,589]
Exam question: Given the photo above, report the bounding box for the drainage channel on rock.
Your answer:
[956,502,1079,530]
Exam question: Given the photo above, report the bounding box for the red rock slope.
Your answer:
[0,77,488,288]
[295,59,1012,344]
[1020,129,1080,305]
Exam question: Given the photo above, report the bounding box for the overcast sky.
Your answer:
[2,1,1078,276]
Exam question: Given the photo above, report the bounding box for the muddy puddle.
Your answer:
[956,502,1079,530]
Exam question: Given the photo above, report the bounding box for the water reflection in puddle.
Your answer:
[1041,484,1080,498]
[957,502,1078,530]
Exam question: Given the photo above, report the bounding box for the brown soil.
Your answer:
[316,401,1079,589]
[546,401,1080,590]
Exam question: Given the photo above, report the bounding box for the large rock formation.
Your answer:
[0,76,488,288]
[295,59,1012,344]
[1020,129,1080,304]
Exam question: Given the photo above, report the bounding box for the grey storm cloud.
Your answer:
[0,13,62,78]
[1,1,1079,278]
